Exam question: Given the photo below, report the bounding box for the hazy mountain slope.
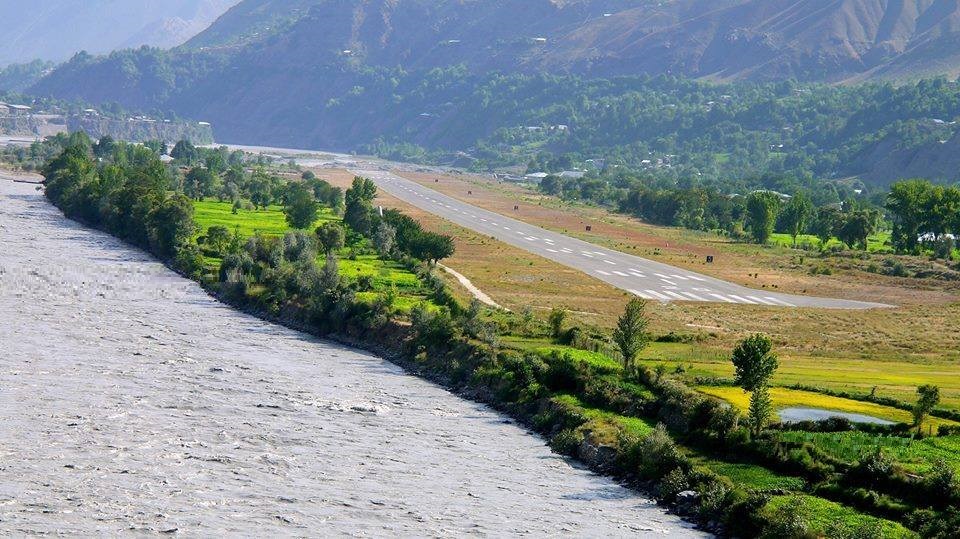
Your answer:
[184,0,320,49]
[532,0,960,82]
[175,0,960,81]
[0,0,240,66]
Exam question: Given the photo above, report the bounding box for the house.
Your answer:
[524,172,549,183]
[558,170,585,179]
[7,103,31,116]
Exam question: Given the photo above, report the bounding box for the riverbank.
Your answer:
[0,177,704,536]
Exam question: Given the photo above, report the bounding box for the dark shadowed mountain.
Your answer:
[0,0,240,66]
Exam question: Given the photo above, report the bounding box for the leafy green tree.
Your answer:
[811,206,840,249]
[780,191,812,247]
[836,210,875,250]
[373,222,396,257]
[612,298,649,376]
[344,176,377,234]
[745,192,781,244]
[183,166,219,200]
[206,225,231,255]
[887,179,933,253]
[93,135,115,158]
[170,139,198,163]
[409,231,455,263]
[315,222,345,254]
[913,384,941,434]
[148,194,196,260]
[283,183,319,229]
[731,334,779,435]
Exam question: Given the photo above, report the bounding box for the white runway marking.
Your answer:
[727,295,757,305]
[630,289,655,300]
[710,294,736,303]
[595,270,611,276]
[612,271,629,276]
[644,290,671,301]
[682,292,707,301]
[765,297,796,307]
[747,296,777,306]
[663,291,688,300]
[603,260,616,265]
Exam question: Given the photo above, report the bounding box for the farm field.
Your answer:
[698,386,958,430]
[776,430,960,474]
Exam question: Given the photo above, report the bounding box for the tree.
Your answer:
[93,135,115,159]
[731,334,779,435]
[548,308,567,340]
[183,166,219,200]
[811,206,840,249]
[206,225,231,255]
[745,192,781,244]
[836,210,875,250]
[780,191,812,247]
[913,385,940,435]
[887,179,933,253]
[612,298,649,376]
[373,222,396,257]
[148,194,196,260]
[315,222,345,254]
[283,183,319,229]
[344,176,377,234]
[409,232,455,263]
[170,140,198,163]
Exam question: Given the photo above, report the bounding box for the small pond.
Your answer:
[779,407,895,425]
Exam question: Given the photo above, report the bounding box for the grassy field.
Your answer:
[768,231,893,252]
[697,386,958,430]
[193,200,337,237]
[777,431,960,474]
[763,495,916,538]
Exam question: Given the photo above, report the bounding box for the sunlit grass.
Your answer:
[763,495,915,538]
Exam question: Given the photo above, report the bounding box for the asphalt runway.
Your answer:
[357,169,889,310]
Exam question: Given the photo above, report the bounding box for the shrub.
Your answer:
[659,467,690,503]
[550,429,583,456]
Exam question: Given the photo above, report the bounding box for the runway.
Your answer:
[357,169,889,310]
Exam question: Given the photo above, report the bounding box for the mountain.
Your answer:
[0,0,240,66]
[23,0,960,188]
[178,0,960,82]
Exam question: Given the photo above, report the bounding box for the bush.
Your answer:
[659,467,690,503]
[550,429,583,457]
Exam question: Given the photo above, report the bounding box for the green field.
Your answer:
[769,231,893,252]
[193,200,338,237]
[777,431,960,474]
[763,495,916,538]
[192,200,434,312]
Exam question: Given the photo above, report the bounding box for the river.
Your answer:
[0,177,703,536]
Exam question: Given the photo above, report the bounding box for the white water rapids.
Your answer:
[0,177,704,537]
